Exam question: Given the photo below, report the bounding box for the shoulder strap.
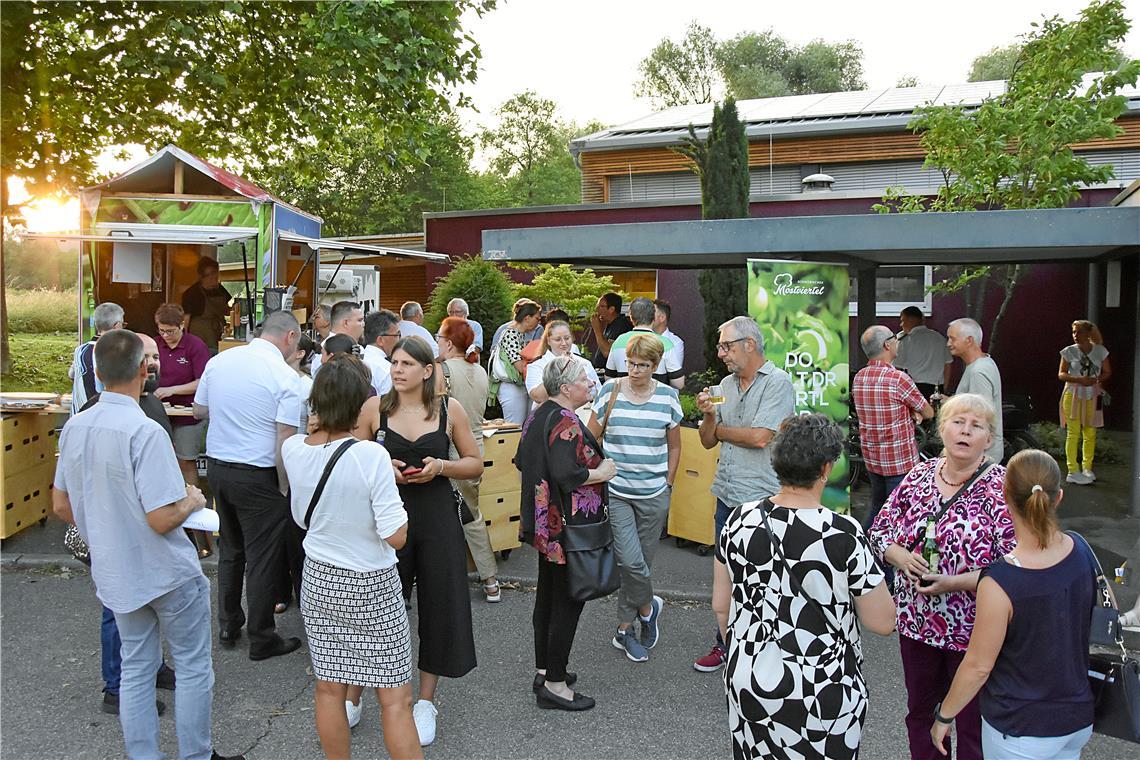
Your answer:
[597,379,622,438]
[303,439,360,529]
[1066,530,1116,610]
[908,460,996,552]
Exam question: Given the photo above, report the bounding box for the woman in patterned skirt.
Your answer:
[713,414,895,759]
[281,355,421,759]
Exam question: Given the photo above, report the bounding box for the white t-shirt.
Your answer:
[398,320,438,356]
[282,437,406,572]
[1060,343,1108,400]
[606,327,683,385]
[526,351,600,400]
[896,325,952,385]
[362,344,393,397]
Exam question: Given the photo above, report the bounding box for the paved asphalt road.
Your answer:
[3,562,1136,760]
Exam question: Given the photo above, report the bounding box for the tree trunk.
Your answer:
[988,264,1025,357]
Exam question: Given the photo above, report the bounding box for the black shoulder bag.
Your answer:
[302,439,359,529]
[440,397,477,526]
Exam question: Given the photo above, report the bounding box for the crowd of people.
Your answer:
[55,287,1122,760]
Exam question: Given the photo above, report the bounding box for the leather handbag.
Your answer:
[1088,650,1140,743]
[561,513,621,602]
[1068,531,1123,647]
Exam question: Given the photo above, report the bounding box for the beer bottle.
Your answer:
[922,517,939,586]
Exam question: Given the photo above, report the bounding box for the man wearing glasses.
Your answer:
[362,309,400,397]
[852,325,934,531]
[691,316,795,673]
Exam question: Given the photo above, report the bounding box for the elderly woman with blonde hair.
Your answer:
[868,393,1015,760]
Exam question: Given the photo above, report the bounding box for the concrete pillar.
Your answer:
[1131,257,1140,516]
[1086,262,1103,324]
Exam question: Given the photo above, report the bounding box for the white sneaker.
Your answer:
[1066,471,1092,485]
[1082,469,1097,482]
[345,699,362,729]
[412,699,437,746]
[1121,610,1140,629]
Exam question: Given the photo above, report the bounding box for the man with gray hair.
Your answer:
[605,296,684,389]
[54,329,242,759]
[447,297,483,351]
[692,315,795,672]
[946,318,1004,463]
[70,302,124,414]
[852,325,933,529]
[194,310,304,662]
[398,300,437,355]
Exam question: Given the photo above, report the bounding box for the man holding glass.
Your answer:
[691,316,794,673]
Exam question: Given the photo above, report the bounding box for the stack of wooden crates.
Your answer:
[477,429,523,556]
[1,413,58,538]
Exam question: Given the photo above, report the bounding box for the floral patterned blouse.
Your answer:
[516,401,606,565]
[867,458,1014,652]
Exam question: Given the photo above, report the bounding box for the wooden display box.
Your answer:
[667,426,720,547]
[2,460,54,539]
[480,430,521,495]
[479,491,522,553]
[1,413,57,479]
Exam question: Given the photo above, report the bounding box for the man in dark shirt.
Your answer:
[590,292,633,370]
[181,257,232,352]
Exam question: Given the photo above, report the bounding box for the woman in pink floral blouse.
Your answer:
[868,393,1014,760]
[517,357,615,712]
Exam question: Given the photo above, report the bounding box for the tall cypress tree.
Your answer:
[677,98,750,373]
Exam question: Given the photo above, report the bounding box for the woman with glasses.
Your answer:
[434,317,501,604]
[526,320,599,405]
[517,357,615,711]
[586,333,682,663]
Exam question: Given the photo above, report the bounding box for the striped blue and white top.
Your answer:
[591,379,683,499]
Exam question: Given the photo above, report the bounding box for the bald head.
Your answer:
[136,332,161,386]
[860,325,895,361]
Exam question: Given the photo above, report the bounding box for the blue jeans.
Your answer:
[981,719,1091,759]
[713,499,735,648]
[101,606,173,696]
[864,472,906,532]
[114,575,214,760]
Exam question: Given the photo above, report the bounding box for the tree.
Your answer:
[634,21,721,107]
[896,75,921,88]
[424,257,515,336]
[0,0,490,371]
[876,0,1140,354]
[968,41,1128,82]
[513,264,625,332]
[676,99,750,372]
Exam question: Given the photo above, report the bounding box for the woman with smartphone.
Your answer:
[376,336,483,747]
[867,393,1014,760]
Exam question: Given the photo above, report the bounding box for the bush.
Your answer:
[425,257,515,337]
[7,288,78,333]
[1030,421,1123,465]
[678,393,703,426]
[513,264,625,333]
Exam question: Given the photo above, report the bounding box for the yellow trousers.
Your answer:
[1062,392,1097,472]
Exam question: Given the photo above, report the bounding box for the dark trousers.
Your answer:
[900,635,982,760]
[533,556,584,682]
[274,520,305,605]
[208,461,289,652]
[915,382,938,400]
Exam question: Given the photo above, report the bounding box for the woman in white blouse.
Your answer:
[527,320,599,405]
[281,354,420,759]
[1057,320,1112,485]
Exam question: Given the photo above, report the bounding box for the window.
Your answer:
[848,265,932,316]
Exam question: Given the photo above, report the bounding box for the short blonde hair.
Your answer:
[626,332,664,366]
[938,393,997,437]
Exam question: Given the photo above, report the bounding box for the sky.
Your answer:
[458,0,1140,134]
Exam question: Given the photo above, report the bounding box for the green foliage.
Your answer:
[1,332,75,392]
[3,236,79,290]
[968,44,1023,82]
[424,257,514,336]
[513,265,625,331]
[6,288,77,333]
[634,22,865,107]
[896,75,921,88]
[1030,421,1123,465]
[678,393,702,426]
[876,0,1140,352]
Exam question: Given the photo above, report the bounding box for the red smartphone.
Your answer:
[402,466,423,477]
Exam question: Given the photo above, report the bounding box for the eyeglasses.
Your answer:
[157,326,181,336]
[380,332,400,338]
[628,361,653,371]
[716,338,747,352]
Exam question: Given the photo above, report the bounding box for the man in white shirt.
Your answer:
[947,317,1004,463]
[447,297,483,352]
[362,309,400,397]
[896,306,952,399]
[309,300,364,378]
[607,297,685,389]
[193,311,304,661]
[69,302,124,414]
[54,330,241,760]
[653,298,686,370]
[398,301,438,355]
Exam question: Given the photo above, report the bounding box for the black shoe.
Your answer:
[249,636,302,661]
[535,685,594,711]
[532,671,577,693]
[218,629,242,649]
[101,692,166,716]
[211,752,245,760]
[155,665,176,691]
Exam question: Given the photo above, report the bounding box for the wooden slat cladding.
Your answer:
[579,116,1140,203]
[378,264,428,312]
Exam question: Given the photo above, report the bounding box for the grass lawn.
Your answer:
[2,332,76,393]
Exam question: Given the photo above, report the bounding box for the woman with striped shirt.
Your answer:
[587,332,682,663]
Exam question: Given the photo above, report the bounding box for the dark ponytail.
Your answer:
[1003,449,1061,549]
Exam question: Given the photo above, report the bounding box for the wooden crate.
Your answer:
[2,460,54,539]
[1,413,57,480]
[480,430,521,495]
[479,490,521,553]
[667,426,719,547]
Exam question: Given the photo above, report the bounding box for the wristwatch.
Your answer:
[933,702,955,725]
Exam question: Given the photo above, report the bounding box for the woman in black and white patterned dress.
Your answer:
[712,414,895,760]
[281,355,421,759]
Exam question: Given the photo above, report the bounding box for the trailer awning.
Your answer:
[27,224,257,246]
[278,231,448,262]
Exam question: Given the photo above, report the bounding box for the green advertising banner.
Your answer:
[748,259,851,512]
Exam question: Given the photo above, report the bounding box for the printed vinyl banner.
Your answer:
[748,259,851,512]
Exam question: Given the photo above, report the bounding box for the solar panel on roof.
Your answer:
[737,93,828,122]
[798,89,890,117]
[933,81,1006,106]
[863,86,945,113]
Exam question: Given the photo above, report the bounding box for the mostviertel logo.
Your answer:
[772,272,826,296]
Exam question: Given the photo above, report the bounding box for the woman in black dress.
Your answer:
[377,336,483,747]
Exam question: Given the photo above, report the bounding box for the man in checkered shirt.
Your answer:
[852,325,934,530]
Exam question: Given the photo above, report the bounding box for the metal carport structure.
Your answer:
[482,203,1140,513]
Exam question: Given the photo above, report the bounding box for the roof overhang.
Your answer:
[27,223,257,246]
[303,233,449,263]
[482,206,1140,270]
